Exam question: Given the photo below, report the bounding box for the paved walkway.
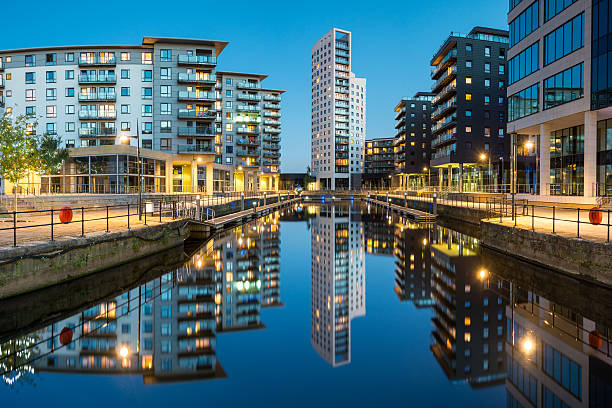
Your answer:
[387,193,612,244]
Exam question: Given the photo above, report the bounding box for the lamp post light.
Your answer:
[479,153,491,192]
[423,167,430,190]
[120,118,141,220]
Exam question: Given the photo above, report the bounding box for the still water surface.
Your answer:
[0,202,610,407]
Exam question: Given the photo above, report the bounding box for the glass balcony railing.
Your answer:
[79,56,116,66]
[78,128,116,137]
[263,103,280,110]
[336,101,349,108]
[177,144,214,154]
[78,111,117,120]
[431,49,457,79]
[264,127,281,134]
[431,66,457,92]
[263,95,281,102]
[178,55,217,65]
[236,127,259,134]
[177,109,216,119]
[237,105,260,112]
[335,41,349,50]
[263,135,280,143]
[78,93,116,101]
[262,143,280,150]
[78,74,116,83]
[237,94,262,101]
[263,111,280,118]
[263,151,281,158]
[237,138,259,146]
[431,115,457,134]
[178,91,216,101]
[264,120,281,126]
[236,149,260,157]
[431,83,457,106]
[177,73,216,83]
[177,127,215,137]
[237,81,261,89]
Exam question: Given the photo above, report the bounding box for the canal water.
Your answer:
[0,202,610,407]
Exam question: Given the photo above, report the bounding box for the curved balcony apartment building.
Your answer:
[506,0,612,202]
[0,37,283,194]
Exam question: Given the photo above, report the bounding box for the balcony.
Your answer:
[78,93,116,102]
[336,123,349,130]
[336,101,349,108]
[263,95,281,102]
[264,120,280,126]
[237,105,260,112]
[431,131,457,148]
[178,55,217,66]
[178,91,216,102]
[396,126,406,137]
[0,95,4,107]
[335,64,349,72]
[264,127,280,134]
[177,144,215,154]
[237,93,261,101]
[395,107,406,121]
[237,81,261,90]
[0,77,4,88]
[237,159,261,167]
[79,56,116,66]
[263,135,280,143]
[431,115,456,134]
[262,143,280,150]
[263,159,279,166]
[431,100,457,121]
[177,109,216,120]
[431,48,457,79]
[336,85,349,94]
[263,111,280,118]
[263,151,281,158]
[236,127,259,135]
[431,66,457,93]
[78,111,117,120]
[263,103,280,110]
[335,41,349,50]
[78,74,116,84]
[236,149,260,157]
[335,56,349,64]
[177,73,216,85]
[177,127,216,137]
[431,83,456,106]
[237,138,259,147]
[78,127,116,137]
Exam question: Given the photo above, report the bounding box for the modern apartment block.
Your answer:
[0,37,283,194]
[311,28,367,190]
[310,204,365,366]
[363,137,395,189]
[506,0,612,202]
[430,27,510,191]
[393,92,435,189]
[393,225,434,308]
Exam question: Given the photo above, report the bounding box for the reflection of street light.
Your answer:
[423,167,431,188]
[119,120,141,220]
[478,269,488,280]
[521,336,535,355]
[119,346,129,358]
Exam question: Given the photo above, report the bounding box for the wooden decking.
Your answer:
[198,198,301,231]
[361,197,436,223]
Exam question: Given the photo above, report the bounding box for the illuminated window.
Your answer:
[465,332,471,342]
[466,93,472,101]
[466,77,472,84]
[465,317,471,326]
[466,126,472,133]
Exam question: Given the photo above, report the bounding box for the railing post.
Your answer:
[144,205,147,225]
[608,210,610,243]
[531,204,534,231]
[81,207,85,237]
[13,211,17,247]
[577,208,580,238]
[159,200,162,223]
[552,206,555,234]
[50,208,54,241]
[106,206,109,232]
[127,204,130,230]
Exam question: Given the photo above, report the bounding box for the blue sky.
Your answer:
[1,0,507,172]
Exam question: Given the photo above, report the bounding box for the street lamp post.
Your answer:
[120,119,141,220]
[499,157,504,193]
[423,167,430,190]
[479,153,491,192]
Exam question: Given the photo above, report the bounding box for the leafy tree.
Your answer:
[304,166,316,188]
[0,111,41,210]
[38,133,69,193]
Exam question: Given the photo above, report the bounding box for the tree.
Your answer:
[0,111,41,210]
[38,133,69,193]
[304,166,316,189]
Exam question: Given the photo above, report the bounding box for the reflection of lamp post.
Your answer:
[423,167,430,189]
[120,119,141,220]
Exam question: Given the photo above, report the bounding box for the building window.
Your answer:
[46,88,57,101]
[160,85,171,98]
[65,52,74,62]
[121,105,130,114]
[142,87,153,99]
[160,138,172,150]
[25,72,35,84]
[160,120,172,132]
[25,106,36,116]
[543,342,582,398]
[46,53,56,65]
[545,0,578,22]
[142,70,153,82]
[466,60,472,68]
[499,65,505,74]
[141,52,153,65]
[65,105,75,114]
[121,122,130,131]
[160,68,171,80]
[121,69,130,79]
[466,126,472,133]
[484,46,491,57]
[485,78,490,87]
[121,52,131,61]
[46,123,56,135]
[46,106,57,118]
[466,110,472,117]
[65,88,74,97]
[46,71,56,83]
[466,44,472,51]
[142,122,152,134]
[509,83,540,121]
[509,41,539,84]
[544,63,584,109]
[142,105,153,117]
[466,93,472,101]
[509,0,540,47]
[544,13,584,66]
[65,122,75,132]
[25,55,35,67]
[161,103,172,115]
[484,127,490,137]
[484,95,490,105]
[485,62,490,73]
[65,70,74,80]
[160,49,172,62]
[121,87,130,96]
[466,77,472,84]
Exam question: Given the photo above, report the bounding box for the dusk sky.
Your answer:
[1,0,507,172]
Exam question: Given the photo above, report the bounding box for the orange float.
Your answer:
[59,327,73,346]
[59,206,73,224]
[588,330,603,350]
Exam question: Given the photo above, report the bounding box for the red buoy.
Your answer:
[59,327,73,346]
[589,330,603,350]
[59,206,73,224]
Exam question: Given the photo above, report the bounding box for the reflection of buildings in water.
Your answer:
[504,287,612,407]
[310,204,365,366]
[361,207,395,256]
[429,226,508,388]
[6,215,283,383]
[393,223,434,308]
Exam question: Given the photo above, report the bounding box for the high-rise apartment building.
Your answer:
[430,27,509,192]
[393,92,435,189]
[0,37,283,194]
[506,0,612,202]
[311,28,367,190]
[310,204,365,366]
[363,137,395,189]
